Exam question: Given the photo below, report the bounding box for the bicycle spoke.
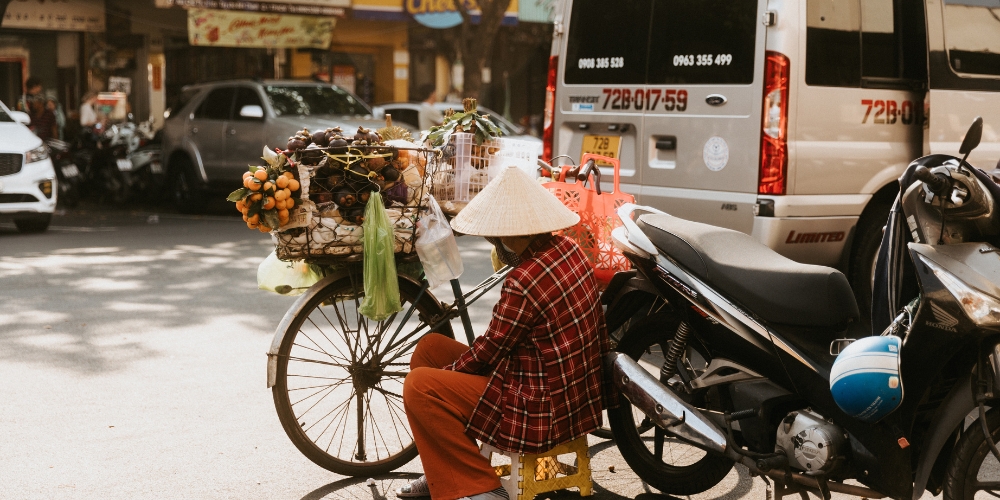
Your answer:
[286,355,352,370]
[292,339,352,365]
[298,384,352,432]
[304,315,353,363]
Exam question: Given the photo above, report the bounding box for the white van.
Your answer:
[546,0,1000,314]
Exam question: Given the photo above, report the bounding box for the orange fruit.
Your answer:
[262,197,275,210]
[253,169,268,181]
[274,189,288,201]
[248,214,260,225]
[275,176,289,189]
[235,200,246,212]
[242,213,248,222]
[273,199,285,210]
[247,220,257,229]
[243,171,253,180]
[250,193,262,202]
[248,180,261,191]
[278,208,289,218]
[243,177,253,189]
[258,224,271,233]
[263,181,274,193]
[286,197,296,208]
[283,171,295,180]
[287,179,300,192]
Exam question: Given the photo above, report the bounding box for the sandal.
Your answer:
[395,475,430,498]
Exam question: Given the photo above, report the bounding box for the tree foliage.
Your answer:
[453,0,513,100]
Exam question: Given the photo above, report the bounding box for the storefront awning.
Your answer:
[352,0,520,29]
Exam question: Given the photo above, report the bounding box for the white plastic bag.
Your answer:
[257,250,323,295]
[416,194,464,288]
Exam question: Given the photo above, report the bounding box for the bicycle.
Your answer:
[265,154,637,477]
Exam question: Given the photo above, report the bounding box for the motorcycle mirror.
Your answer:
[960,116,983,156]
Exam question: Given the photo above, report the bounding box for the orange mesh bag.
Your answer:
[543,153,634,288]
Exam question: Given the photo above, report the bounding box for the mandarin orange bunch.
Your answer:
[228,160,301,233]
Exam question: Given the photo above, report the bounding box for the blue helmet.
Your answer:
[829,336,903,423]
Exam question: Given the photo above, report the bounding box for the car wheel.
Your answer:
[14,214,52,234]
[170,157,207,214]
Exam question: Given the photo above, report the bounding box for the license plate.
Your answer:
[116,158,134,171]
[61,164,80,178]
[150,161,163,174]
[580,135,621,166]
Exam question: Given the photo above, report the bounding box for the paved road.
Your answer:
[0,205,933,500]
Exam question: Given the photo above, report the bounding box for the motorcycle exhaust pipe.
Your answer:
[607,352,727,455]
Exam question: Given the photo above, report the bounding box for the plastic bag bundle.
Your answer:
[257,250,323,295]
[416,195,464,288]
[359,191,402,320]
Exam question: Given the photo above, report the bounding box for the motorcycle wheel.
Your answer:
[943,406,1000,499]
[101,165,130,205]
[609,312,734,495]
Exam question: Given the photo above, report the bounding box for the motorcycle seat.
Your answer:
[636,213,859,327]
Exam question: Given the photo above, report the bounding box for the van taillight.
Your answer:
[543,55,558,164]
[759,51,789,195]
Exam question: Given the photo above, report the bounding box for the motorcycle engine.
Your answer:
[774,409,845,475]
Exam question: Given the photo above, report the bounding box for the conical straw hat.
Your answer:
[450,166,580,237]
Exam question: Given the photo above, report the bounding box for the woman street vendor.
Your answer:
[399,166,616,500]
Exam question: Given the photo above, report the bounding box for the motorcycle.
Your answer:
[602,118,1000,499]
[86,116,163,204]
[45,138,82,208]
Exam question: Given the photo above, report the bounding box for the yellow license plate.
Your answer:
[580,135,621,166]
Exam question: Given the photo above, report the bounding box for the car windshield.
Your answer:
[265,85,370,117]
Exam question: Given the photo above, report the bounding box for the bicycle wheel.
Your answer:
[272,271,454,476]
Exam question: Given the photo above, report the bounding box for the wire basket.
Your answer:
[273,145,437,263]
[429,132,541,215]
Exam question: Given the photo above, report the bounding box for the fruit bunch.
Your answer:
[228,149,302,233]
[281,124,417,226]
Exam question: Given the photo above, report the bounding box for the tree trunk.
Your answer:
[455,0,512,100]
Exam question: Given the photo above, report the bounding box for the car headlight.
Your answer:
[923,256,1000,326]
[26,144,49,163]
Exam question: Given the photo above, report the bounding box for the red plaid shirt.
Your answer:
[445,235,614,453]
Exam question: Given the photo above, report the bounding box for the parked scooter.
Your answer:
[84,115,163,205]
[45,138,82,208]
[602,118,1000,499]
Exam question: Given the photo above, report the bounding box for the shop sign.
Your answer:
[352,0,518,28]
[157,0,348,17]
[1,0,105,32]
[187,8,336,48]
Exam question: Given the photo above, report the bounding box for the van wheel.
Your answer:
[170,157,207,214]
[849,199,892,323]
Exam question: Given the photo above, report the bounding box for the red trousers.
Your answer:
[404,333,501,500]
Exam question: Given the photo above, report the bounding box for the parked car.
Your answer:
[0,100,56,233]
[548,0,1000,314]
[376,102,542,146]
[160,80,383,213]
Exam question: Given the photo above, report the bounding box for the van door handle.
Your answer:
[228,129,237,135]
[191,127,198,134]
[655,137,676,151]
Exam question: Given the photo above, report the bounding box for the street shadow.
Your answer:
[0,207,291,375]
[299,473,422,500]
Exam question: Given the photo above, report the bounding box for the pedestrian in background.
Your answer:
[17,77,58,141]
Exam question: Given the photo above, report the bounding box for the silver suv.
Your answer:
[161,80,382,213]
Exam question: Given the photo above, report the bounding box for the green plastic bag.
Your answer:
[359,191,402,321]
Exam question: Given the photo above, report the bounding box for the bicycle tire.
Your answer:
[272,271,454,476]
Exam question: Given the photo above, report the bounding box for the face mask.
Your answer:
[486,237,522,267]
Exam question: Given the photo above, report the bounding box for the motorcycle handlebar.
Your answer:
[914,165,951,196]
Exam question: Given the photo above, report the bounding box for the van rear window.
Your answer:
[646,0,758,85]
[564,0,758,86]
[564,0,651,85]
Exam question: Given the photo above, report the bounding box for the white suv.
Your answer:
[0,100,56,233]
